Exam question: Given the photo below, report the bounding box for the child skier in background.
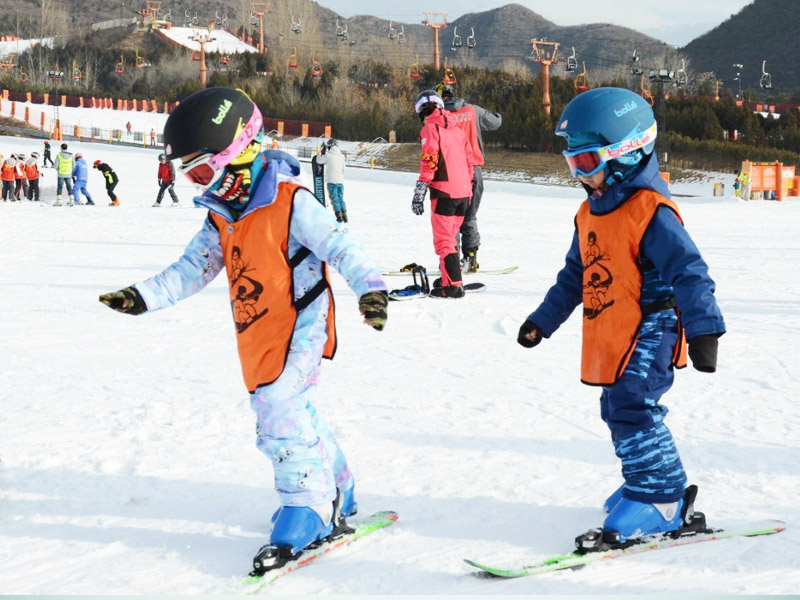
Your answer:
[732,170,741,197]
[93,160,119,206]
[153,153,179,206]
[98,87,389,574]
[412,89,476,298]
[72,153,95,205]
[517,88,725,548]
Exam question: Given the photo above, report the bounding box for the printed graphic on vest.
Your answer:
[582,231,615,320]
[229,245,269,333]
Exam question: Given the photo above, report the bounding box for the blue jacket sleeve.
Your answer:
[133,216,225,311]
[527,230,584,337]
[290,189,387,298]
[642,206,726,339]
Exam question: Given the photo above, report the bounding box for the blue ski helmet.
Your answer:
[555,87,656,157]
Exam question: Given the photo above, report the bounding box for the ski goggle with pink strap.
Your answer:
[177,105,264,188]
[562,121,657,177]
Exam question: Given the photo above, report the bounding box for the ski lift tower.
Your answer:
[190,25,216,87]
[648,66,675,169]
[251,2,270,54]
[528,39,560,117]
[422,12,447,70]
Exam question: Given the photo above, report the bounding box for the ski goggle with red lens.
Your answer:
[177,152,223,188]
[562,121,657,177]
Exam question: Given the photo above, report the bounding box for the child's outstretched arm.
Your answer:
[99,217,225,315]
[290,188,388,330]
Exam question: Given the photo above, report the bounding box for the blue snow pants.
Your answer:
[73,182,93,204]
[249,292,353,508]
[327,183,345,214]
[599,309,687,504]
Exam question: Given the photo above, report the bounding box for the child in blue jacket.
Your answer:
[71,153,94,205]
[518,88,725,547]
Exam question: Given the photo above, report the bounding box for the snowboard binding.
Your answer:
[575,485,712,554]
[389,265,430,300]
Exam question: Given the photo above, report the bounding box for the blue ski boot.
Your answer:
[603,484,625,514]
[252,504,333,574]
[602,495,683,543]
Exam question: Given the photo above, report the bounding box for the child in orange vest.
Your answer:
[1,155,16,201]
[518,88,725,549]
[25,152,41,201]
[98,88,388,573]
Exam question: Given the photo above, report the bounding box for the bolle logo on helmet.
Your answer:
[211,99,233,125]
[614,100,638,117]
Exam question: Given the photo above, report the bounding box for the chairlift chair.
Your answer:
[451,26,462,51]
[760,60,772,90]
[565,47,577,72]
[574,61,588,92]
[639,75,654,107]
[115,56,125,74]
[250,10,258,26]
[72,68,81,81]
[288,47,298,69]
[676,58,688,87]
[630,49,643,76]
[397,25,405,43]
[310,53,323,78]
[220,53,231,66]
[291,15,302,34]
[408,54,422,80]
[191,50,201,62]
[336,18,345,37]
[192,12,199,25]
[443,58,456,85]
[388,21,397,40]
[19,67,28,83]
[466,27,475,49]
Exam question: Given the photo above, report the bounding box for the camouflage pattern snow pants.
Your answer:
[599,309,688,504]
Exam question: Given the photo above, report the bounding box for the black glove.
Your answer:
[517,320,543,348]
[99,286,147,315]
[688,335,719,373]
[359,291,388,331]
[412,180,427,216]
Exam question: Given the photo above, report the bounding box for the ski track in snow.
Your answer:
[1,132,799,594]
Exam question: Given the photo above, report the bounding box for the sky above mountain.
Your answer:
[322,0,753,47]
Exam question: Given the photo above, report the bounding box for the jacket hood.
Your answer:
[327,145,343,156]
[444,96,465,111]
[587,153,670,214]
[424,109,457,130]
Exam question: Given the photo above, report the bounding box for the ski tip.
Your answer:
[371,510,399,522]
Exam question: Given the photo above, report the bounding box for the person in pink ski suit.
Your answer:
[411,90,476,298]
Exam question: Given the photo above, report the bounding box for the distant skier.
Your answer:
[43,140,54,168]
[153,153,179,206]
[517,88,725,548]
[13,152,27,200]
[1,154,16,201]
[71,153,94,205]
[25,152,41,201]
[315,138,347,222]
[93,160,119,206]
[54,143,75,206]
[310,143,326,206]
[732,170,741,197]
[439,83,502,272]
[412,89,476,298]
[97,87,388,573]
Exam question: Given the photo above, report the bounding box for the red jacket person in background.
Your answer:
[411,90,476,298]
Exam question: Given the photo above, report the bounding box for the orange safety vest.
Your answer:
[1,161,14,181]
[209,182,337,392]
[575,189,687,385]
[25,163,39,180]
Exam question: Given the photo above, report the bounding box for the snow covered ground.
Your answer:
[1,133,799,594]
[0,37,53,59]
[156,26,258,55]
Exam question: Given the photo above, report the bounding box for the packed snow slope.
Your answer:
[1,135,799,594]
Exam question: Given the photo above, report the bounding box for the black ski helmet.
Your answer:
[163,87,259,161]
[414,90,444,122]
